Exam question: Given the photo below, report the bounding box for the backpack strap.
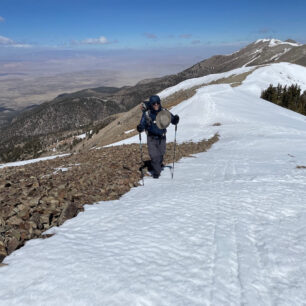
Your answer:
[145,110,152,126]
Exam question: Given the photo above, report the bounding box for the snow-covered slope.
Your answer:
[1,63,306,305]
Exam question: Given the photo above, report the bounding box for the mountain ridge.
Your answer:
[0,38,305,162]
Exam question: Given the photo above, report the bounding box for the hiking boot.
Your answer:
[153,174,160,179]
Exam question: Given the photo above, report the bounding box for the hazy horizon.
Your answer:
[0,43,246,110]
[1,0,305,110]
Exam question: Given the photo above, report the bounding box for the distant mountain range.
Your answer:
[1,38,306,162]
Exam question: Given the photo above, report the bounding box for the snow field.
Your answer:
[0,62,306,305]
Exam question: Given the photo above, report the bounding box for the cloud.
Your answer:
[72,36,117,45]
[0,35,14,44]
[0,35,31,48]
[0,16,5,22]
[179,34,192,39]
[144,33,157,39]
[81,36,109,45]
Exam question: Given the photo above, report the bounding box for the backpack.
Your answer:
[144,107,168,127]
[141,101,150,111]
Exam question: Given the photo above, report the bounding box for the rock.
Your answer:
[30,213,43,230]
[6,237,19,254]
[26,187,37,197]
[19,221,31,231]
[18,209,30,220]
[5,181,12,188]
[40,214,51,226]
[9,229,21,241]
[50,199,60,206]
[27,197,40,208]
[0,241,7,263]
[7,216,23,226]
[57,202,79,226]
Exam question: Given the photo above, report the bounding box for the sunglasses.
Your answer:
[152,102,160,105]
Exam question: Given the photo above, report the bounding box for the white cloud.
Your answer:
[0,16,5,22]
[0,35,14,44]
[80,36,110,45]
[0,35,31,48]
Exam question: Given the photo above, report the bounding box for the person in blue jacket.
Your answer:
[137,95,179,178]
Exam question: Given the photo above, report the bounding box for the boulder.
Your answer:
[6,237,19,255]
[0,241,7,263]
[57,202,79,226]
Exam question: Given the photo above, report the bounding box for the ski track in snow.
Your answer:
[1,63,306,305]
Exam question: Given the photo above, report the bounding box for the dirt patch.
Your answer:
[0,134,219,263]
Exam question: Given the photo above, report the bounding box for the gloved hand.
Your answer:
[172,115,180,125]
[137,124,143,133]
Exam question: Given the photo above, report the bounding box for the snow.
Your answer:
[53,167,69,174]
[1,62,306,305]
[242,55,260,67]
[124,128,135,134]
[158,66,255,100]
[0,154,70,169]
[76,133,86,139]
[255,38,301,47]
[269,48,291,61]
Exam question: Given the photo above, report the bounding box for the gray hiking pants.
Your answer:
[147,135,166,176]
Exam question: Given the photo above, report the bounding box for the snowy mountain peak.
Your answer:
[255,38,301,47]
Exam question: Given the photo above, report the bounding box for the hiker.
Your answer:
[137,95,179,178]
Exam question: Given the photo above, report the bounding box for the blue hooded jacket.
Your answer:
[138,99,175,137]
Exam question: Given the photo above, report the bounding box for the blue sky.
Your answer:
[1,0,305,51]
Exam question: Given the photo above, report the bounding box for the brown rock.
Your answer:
[50,199,60,206]
[18,209,30,220]
[0,226,7,234]
[27,197,40,208]
[7,237,19,254]
[30,213,43,230]
[0,241,7,263]
[40,214,51,226]
[9,229,21,241]
[57,202,79,226]
[19,221,31,231]
[7,216,23,226]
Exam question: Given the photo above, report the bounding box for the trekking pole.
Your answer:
[171,124,178,179]
[139,132,145,186]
